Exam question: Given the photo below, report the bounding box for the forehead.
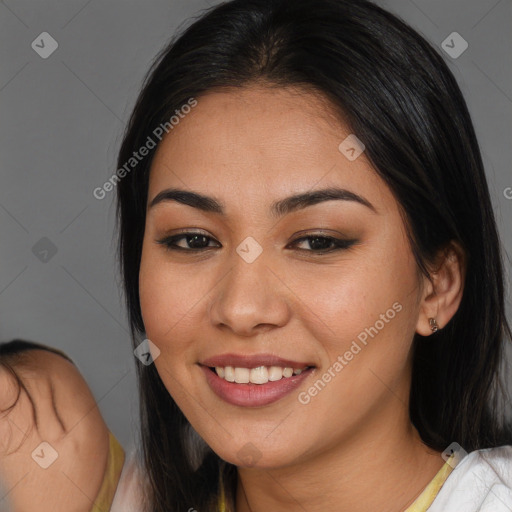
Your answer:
[148,86,393,213]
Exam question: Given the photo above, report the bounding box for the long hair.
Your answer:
[115,0,512,510]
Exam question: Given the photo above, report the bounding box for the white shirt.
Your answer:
[428,445,512,511]
[110,448,146,512]
[111,445,512,511]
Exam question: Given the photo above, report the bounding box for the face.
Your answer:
[139,85,425,469]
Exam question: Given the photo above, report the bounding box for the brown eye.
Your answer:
[288,235,357,253]
[156,232,221,251]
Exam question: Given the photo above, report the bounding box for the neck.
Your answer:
[234,405,444,512]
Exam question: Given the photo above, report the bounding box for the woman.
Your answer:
[2,0,512,511]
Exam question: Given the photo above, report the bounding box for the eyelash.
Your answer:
[156,231,357,254]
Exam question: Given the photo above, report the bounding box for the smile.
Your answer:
[200,363,315,407]
[212,365,309,384]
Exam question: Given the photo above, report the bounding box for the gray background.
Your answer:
[1,0,511,451]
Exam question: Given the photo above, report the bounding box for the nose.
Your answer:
[208,249,291,337]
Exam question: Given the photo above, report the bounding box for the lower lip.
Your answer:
[200,365,314,407]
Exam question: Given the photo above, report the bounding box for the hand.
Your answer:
[0,348,110,511]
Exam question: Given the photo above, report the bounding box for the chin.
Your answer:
[207,436,305,470]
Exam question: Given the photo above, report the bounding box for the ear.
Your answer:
[416,241,465,336]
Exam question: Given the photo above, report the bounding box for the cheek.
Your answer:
[138,243,206,341]
[291,236,420,372]
[138,245,204,401]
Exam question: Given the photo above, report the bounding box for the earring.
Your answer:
[429,317,439,333]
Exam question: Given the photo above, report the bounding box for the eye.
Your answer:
[156,231,357,254]
[287,235,357,253]
[156,231,220,251]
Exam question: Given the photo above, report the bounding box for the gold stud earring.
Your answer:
[429,317,439,333]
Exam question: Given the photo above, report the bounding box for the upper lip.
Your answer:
[200,353,314,369]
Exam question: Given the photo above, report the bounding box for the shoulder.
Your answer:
[0,341,111,511]
[428,445,512,512]
[1,344,108,440]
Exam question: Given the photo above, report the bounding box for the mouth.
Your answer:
[199,353,316,407]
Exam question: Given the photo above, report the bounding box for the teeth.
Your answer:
[224,366,235,382]
[268,366,283,381]
[234,367,250,383]
[282,367,293,378]
[214,365,308,384]
[250,366,268,384]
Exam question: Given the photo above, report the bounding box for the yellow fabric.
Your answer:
[218,467,228,512]
[217,454,455,512]
[404,454,454,511]
[90,431,126,512]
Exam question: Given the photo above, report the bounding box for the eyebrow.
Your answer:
[149,187,377,217]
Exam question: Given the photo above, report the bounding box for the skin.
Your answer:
[139,85,465,512]
[0,349,110,511]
